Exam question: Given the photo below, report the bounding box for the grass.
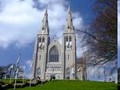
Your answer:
[8,80,117,90]
[0,79,29,84]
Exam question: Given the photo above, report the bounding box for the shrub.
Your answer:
[0,81,5,85]
[21,83,29,88]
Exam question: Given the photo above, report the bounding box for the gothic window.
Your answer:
[65,36,68,42]
[42,27,44,30]
[42,37,45,42]
[68,26,70,29]
[39,37,41,42]
[69,36,72,41]
[69,36,72,48]
[36,67,41,76]
[39,55,41,60]
[68,55,69,60]
[49,46,59,62]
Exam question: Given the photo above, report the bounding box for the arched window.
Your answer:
[68,26,70,29]
[36,67,41,76]
[39,37,41,42]
[65,36,68,42]
[42,37,45,42]
[69,36,72,41]
[68,55,69,60]
[42,27,44,30]
[49,46,59,62]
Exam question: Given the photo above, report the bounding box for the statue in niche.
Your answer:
[65,36,72,48]
[38,42,44,50]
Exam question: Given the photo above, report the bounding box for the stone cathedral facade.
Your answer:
[32,7,77,80]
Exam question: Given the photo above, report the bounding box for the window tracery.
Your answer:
[49,46,59,62]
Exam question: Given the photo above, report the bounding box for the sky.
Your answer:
[0,0,118,80]
[118,1,120,68]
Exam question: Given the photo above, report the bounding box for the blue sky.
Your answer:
[0,0,118,79]
[118,1,120,68]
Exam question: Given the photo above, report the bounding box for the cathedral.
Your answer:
[32,7,77,80]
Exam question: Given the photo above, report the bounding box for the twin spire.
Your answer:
[65,5,74,32]
[39,8,49,35]
[39,6,74,34]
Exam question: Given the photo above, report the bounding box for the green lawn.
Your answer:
[8,80,117,90]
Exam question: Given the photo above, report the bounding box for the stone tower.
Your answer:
[32,9,49,80]
[62,6,76,79]
[32,7,76,80]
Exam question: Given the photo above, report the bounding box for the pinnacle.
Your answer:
[68,5,71,13]
[45,8,48,16]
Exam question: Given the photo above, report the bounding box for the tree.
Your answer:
[81,0,117,65]
[118,67,120,84]
[0,67,5,79]
[0,64,19,79]
[0,64,12,79]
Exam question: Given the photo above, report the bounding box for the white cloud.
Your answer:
[0,0,40,48]
[0,0,84,56]
[25,59,32,68]
[25,59,32,78]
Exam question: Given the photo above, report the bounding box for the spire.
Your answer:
[65,5,74,33]
[68,5,71,14]
[67,5,72,19]
[39,8,49,35]
[45,8,48,16]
